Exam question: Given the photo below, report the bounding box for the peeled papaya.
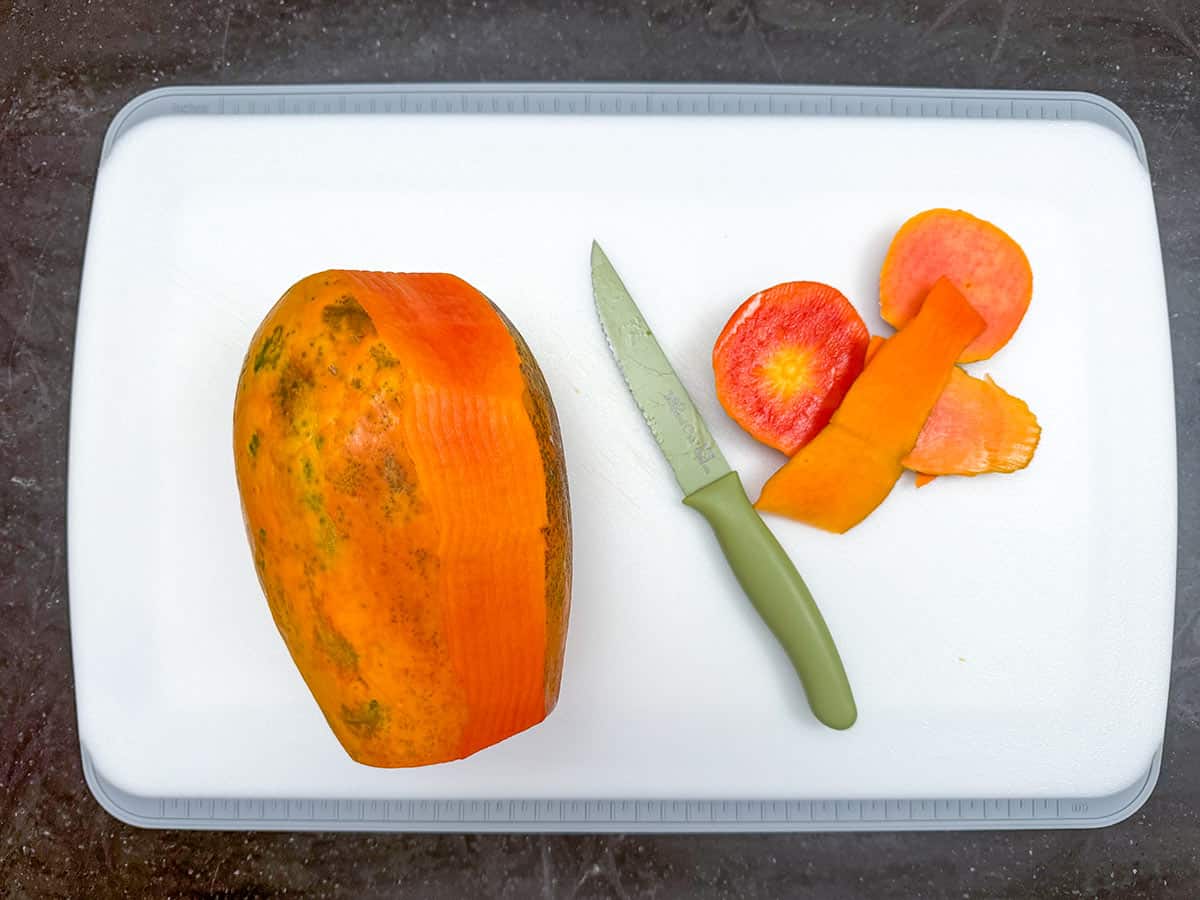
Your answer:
[233,270,571,767]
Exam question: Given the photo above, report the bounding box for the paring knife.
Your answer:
[591,242,857,730]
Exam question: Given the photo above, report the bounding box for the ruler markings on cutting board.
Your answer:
[100,83,1147,169]
[83,748,1159,832]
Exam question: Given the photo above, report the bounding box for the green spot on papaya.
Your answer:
[253,326,285,372]
[369,342,400,369]
[411,547,438,577]
[350,377,363,390]
[252,528,267,572]
[341,698,387,738]
[302,458,315,483]
[314,434,326,450]
[248,432,261,457]
[319,518,338,556]
[315,621,359,673]
[379,452,414,495]
[274,357,315,422]
[270,582,296,638]
[303,492,324,513]
[321,296,376,343]
[329,459,366,496]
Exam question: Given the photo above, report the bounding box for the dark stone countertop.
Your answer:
[1,2,1197,897]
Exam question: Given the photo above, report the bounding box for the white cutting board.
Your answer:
[70,104,1175,802]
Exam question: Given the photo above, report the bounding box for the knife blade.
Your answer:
[591,241,857,730]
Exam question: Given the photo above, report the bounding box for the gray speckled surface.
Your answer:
[1,1,1197,897]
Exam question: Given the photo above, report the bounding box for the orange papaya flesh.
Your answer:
[755,278,984,532]
[880,208,1032,363]
[713,281,869,455]
[864,334,886,364]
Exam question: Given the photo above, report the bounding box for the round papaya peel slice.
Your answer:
[713,281,869,455]
[880,208,1032,363]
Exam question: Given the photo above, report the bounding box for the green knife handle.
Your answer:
[683,471,857,730]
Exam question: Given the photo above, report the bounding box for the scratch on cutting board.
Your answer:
[590,459,644,511]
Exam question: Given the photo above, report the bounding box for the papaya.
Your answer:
[233,270,571,767]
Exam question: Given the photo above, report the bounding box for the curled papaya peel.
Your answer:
[864,335,1042,487]
[904,369,1041,483]
[755,278,984,532]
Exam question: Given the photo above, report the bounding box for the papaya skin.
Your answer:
[903,369,1041,479]
[864,335,1041,485]
[756,278,984,532]
[233,271,571,767]
[880,208,1032,363]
